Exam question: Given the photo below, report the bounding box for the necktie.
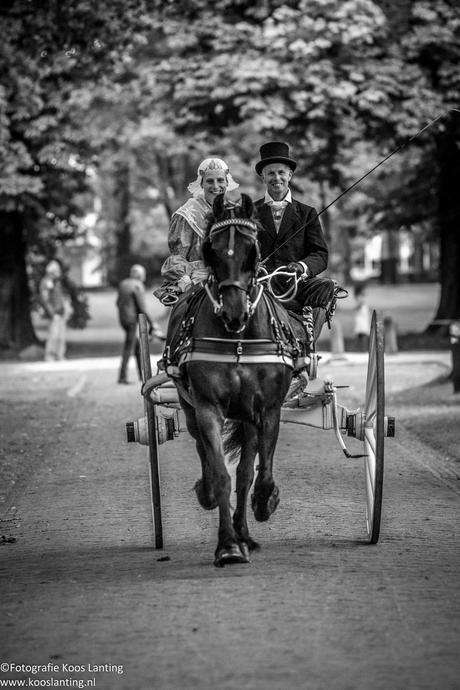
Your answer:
[266,199,288,221]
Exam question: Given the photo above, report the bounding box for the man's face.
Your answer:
[201,169,228,205]
[261,163,293,200]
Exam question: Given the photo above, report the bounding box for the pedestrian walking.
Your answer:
[39,260,70,361]
[116,264,165,384]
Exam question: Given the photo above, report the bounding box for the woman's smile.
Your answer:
[202,170,228,204]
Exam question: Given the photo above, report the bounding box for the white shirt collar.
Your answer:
[264,189,292,204]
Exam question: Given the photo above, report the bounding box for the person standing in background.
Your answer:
[354,284,371,351]
[117,264,165,384]
[39,260,69,361]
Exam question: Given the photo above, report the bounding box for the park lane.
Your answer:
[0,361,459,690]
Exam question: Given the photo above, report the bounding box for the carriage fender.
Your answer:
[141,372,171,398]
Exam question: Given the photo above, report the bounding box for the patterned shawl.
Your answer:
[173,197,211,239]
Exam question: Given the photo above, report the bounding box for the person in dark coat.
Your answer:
[116,264,165,384]
[254,141,335,316]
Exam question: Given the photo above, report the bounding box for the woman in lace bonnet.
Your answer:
[154,158,239,305]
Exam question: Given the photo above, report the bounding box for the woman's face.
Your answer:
[201,169,228,204]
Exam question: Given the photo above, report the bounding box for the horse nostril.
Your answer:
[223,312,249,333]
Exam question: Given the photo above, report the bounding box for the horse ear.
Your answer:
[240,194,254,218]
[212,193,226,219]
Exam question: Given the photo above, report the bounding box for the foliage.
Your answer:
[131,0,459,309]
[0,0,152,211]
[1,0,459,352]
[0,0,155,346]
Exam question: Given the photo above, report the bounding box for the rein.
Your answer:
[257,266,300,302]
[204,282,264,318]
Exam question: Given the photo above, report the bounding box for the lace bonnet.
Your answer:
[187,158,239,198]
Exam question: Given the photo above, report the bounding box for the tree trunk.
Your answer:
[0,211,38,351]
[380,229,399,284]
[427,126,460,334]
[113,161,132,285]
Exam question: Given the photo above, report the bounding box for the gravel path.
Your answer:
[1,352,459,690]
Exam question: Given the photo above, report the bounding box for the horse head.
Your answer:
[202,194,261,333]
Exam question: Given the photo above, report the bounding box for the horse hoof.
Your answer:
[214,544,250,568]
[239,542,252,563]
[251,486,280,522]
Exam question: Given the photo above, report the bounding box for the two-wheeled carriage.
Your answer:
[125,194,395,565]
[127,309,394,550]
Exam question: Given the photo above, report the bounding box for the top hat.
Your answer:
[255,141,297,175]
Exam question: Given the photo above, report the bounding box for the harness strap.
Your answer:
[179,351,297,368]
[263,290,303,354]
[180,337,296,358]
[164,286,307,376]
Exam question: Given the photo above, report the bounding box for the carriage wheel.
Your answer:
[363,310,385,544]
[139,314,164,549]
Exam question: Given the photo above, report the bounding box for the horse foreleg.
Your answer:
[232,423,260,559]
[251,412,281,522]
[194,408,249,567]
[179,396,218,510]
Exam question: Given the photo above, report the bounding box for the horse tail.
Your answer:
[223,420,243,463]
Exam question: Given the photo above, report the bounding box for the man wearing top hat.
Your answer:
[255,141,336,338]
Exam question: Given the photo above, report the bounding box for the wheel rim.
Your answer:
[363,311,385,543]
[139,314,164,549]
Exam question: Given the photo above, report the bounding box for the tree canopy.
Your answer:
[0,0,154,349]
[0,0,459,353]
[137,0,460,324]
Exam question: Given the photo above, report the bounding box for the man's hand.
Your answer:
[286,262,305,277]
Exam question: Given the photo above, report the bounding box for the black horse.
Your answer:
[164,194,303,567]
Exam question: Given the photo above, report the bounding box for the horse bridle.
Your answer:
[204,212,263,319]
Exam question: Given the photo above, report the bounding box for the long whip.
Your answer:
[260,108,460,267]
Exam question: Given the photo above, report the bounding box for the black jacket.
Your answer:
[255,197,329,276]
